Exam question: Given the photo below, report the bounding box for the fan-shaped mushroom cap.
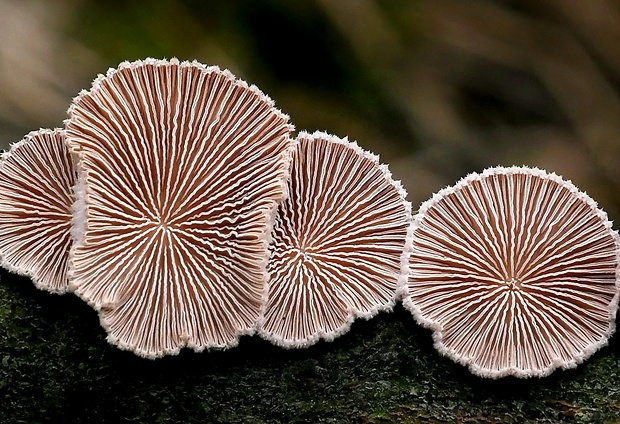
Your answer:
[404,166,620,378]
[65,58,294,358]
[258,131,413,347]
[0,129,74,293]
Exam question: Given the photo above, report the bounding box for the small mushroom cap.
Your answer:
[66,58,294,358]
[0,128,74,293]
[258,131,413,348]
[404,166,620,378]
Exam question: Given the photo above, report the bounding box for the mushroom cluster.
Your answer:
[0,58,411,359]
[0,58,618,379]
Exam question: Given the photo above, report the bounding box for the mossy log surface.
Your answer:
[1,269,620,423]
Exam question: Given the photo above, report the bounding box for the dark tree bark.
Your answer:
[1,269,619,423]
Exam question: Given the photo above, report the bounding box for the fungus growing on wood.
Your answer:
[0,128,75,293]
[404,166,620,378]
[258,131,412,347]
[65,58,293,358]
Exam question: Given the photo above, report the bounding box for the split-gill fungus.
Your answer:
[65,58,294,358]
[0,128,74,294]
[258,131,412,347]
[404,166,620,378]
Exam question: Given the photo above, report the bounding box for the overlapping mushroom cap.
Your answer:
[65,58,293,358]
[0,129,75,293]
[404,166,620,378]
[258,131,413,347]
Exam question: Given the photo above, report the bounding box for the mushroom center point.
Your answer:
[506,277,522,291]
[150,215,173,232]
[290,247,313,263]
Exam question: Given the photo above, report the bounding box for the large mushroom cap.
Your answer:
[258,131,413,348]
[0,128,74,293]
[66,58,294,358]
[405,166,620,378]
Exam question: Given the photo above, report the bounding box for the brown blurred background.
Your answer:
[1,0,620,220]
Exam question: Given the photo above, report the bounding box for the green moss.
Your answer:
[1,269,620,423]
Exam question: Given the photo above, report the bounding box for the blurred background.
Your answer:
[1,0,620,220]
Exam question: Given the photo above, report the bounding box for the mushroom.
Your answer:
[258,131,413,347]
[404,166,620,378]
[65,58,294,358]
[0,128,75,293]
